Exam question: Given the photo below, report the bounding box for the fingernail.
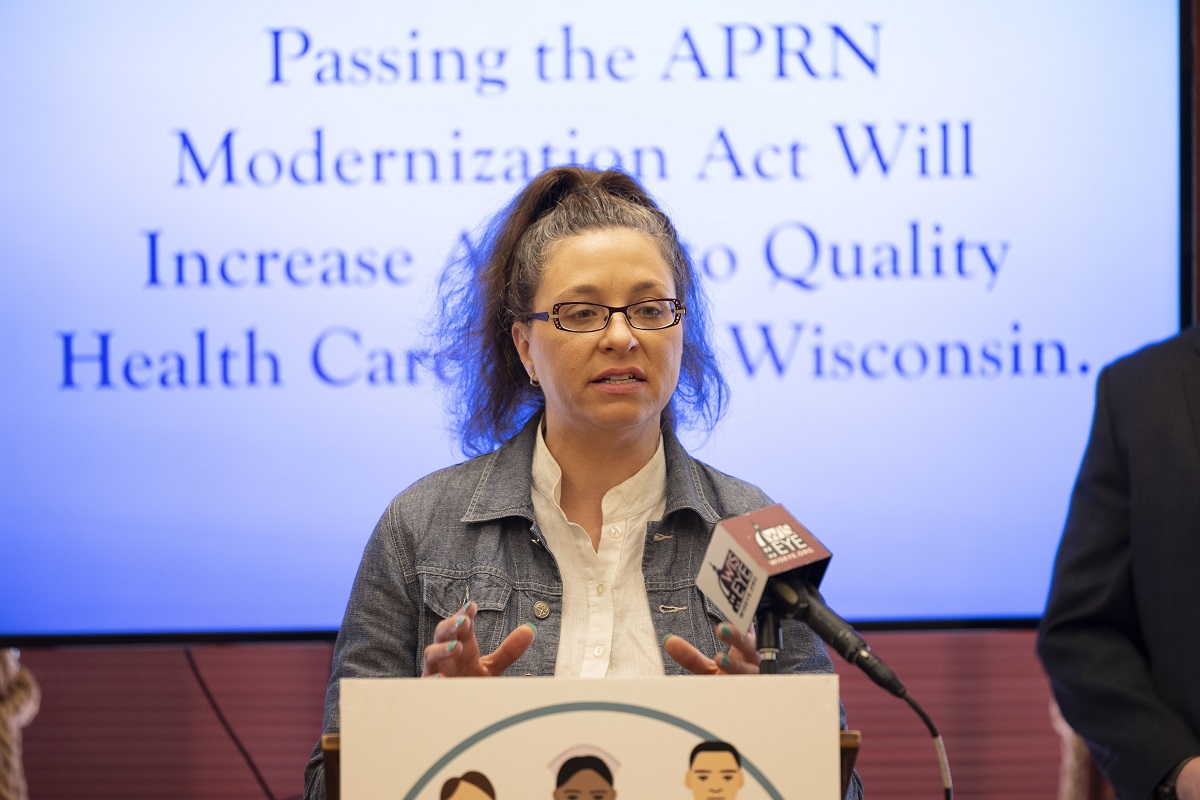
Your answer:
[446,641,459,653]
[662,634,676,646]
[454,615,466,629]
[524,622,537,636]
[461,600,472,612]
[719,624,733,639]
[719,653,732,669]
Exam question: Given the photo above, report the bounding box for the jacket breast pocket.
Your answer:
[418,571,513,656]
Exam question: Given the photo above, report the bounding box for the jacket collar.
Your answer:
[461,414,721,526]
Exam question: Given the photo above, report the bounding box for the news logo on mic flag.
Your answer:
[698,504,832,633]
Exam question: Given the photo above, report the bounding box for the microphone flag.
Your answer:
[697,504,832,634]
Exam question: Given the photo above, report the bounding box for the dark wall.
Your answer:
[1192,0,1199,321]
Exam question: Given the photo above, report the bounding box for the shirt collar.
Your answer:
[462,414,722,526]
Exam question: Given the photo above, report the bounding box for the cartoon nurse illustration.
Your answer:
[548,745,619,800]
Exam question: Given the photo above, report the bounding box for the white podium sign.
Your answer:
[341,674,840,799]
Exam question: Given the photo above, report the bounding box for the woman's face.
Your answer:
[552,768,617,800]
[512,228,683,448]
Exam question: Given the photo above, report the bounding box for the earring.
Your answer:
[529,376,540,387]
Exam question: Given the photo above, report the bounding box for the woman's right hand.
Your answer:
[421,601,537,678]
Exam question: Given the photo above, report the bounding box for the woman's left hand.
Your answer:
[421,601,536,678]
[664,623,762,675]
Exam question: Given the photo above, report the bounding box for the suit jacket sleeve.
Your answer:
[1037,363,1200,800]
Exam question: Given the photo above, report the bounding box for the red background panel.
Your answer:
[18,629,1059,799]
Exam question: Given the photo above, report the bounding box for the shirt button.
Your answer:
[533,601,551,619]
[609,526,621,538]
[596,584,606,597]
[593,645,605,657]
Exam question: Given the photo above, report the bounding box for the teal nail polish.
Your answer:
[446,640,458,653]
[524,622,537,635]
[461,600,471,612]
[719,653,732,669]
[719,623,733,639]
[454,615,466,629]
[662,633,676,647]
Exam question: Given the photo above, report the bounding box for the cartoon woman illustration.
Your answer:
[440,771,496,800]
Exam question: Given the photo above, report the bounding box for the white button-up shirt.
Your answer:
[531,426,667,677]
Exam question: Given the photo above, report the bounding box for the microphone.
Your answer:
[698,505,955,799]
[697,504,905,697]
[769,580,905,697]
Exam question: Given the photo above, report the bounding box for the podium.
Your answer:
[324,675,860,799]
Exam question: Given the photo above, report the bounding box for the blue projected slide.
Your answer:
[0,1,1182,636]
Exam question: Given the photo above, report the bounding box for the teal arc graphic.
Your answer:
[402,700,784,799]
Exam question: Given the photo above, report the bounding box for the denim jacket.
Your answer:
[304,417,857,798]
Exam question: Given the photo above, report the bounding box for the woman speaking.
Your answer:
[303,166,855,797]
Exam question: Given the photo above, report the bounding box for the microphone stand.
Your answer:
[754,605,783,675]
[764,580,954,800]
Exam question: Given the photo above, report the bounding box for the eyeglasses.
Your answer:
[525,298,686,333]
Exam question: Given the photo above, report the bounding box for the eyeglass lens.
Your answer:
[556,300,679,331]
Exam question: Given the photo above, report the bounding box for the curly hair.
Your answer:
[432,166,728,457]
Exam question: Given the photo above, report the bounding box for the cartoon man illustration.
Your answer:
[685,741,745,800]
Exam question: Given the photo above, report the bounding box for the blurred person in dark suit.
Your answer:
[1038,327,1200,800]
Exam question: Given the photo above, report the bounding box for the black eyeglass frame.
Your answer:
[525,298,687,332]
